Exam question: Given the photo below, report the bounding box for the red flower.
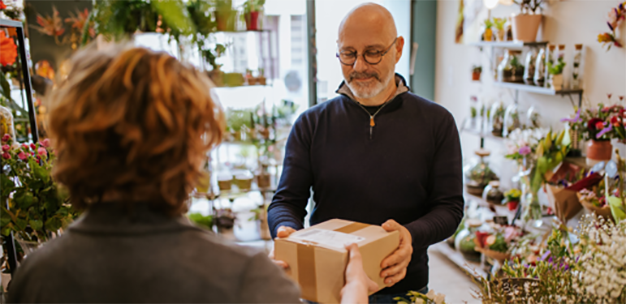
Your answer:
[1,134,9,142]
[18,151,28,160]
[0,0,6,10]
[611,116,622,126]
[30,143,37,150]
[596,121,605,130]
[2,152,10,159]
[1,144,9,152]
[588,118,604,130]
[0,31,17,66]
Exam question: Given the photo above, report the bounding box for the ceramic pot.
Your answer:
[511,13,542,42]
[245,11,260,30]
[586,140,613,166]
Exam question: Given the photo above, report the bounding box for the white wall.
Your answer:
[435,0,626,187]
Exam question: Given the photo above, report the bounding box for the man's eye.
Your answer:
[341,52,356,57]
[366,51,382,56]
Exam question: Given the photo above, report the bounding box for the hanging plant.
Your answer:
[598,1,626,51]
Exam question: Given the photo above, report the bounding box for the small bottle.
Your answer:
[533,47,546,86]
[572,44,584,90]
[558,44,566,88]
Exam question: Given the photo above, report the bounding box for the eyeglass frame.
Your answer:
[335,37,398,66]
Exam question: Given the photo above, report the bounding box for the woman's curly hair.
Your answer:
[47,45,224,215]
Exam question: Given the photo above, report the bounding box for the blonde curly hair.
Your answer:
[47,45,224,215]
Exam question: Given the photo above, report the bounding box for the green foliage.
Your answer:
[547,57,566,75]
[489,234,508,252]
[492,17,506,30]
[188,212,213,229]
[484,19,494,29]
[226,109,254,132]
[242,0,265,14]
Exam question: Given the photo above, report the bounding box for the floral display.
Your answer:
[475,215,626,303]
[562,101,626,142]
[598,1,626,50]
[0,134,78,243]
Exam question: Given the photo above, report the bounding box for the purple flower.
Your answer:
[519,146,531,155]
[540,250,551,261]
[608,21,614,31]
[596,124,613,138]
[560,108,582,123]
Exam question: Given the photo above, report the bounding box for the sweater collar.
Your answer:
[335,73,410,103]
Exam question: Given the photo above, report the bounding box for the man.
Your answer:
[268,2,464,303]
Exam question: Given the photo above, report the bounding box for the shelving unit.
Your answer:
[470,41,548,49]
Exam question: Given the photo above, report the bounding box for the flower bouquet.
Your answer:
[473,227,517,263]
[598,1,626,51]
[578,187,613,219]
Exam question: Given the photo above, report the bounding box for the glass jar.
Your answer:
[464,149,499,196]
[497,50,524,83]
[483,180,505,205]
[503,103,521,137]
[526,106,541,129]
[544,45,556,88]
[523,49,536,85]
[533,47,546,86]
[454,218,483,263]
[0,105,16,141]
[571,44,583,90]
[489,101,505,137]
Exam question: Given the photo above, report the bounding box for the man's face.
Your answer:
[337,24,403,100]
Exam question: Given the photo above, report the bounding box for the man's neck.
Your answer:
[354,81,398,106]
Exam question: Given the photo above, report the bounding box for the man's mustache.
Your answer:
[349,72,380,82]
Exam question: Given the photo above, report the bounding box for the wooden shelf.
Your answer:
[493,81,583,96]
[431,242,487,279]
[469,41,548,48]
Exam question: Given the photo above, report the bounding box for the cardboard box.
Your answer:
[274,219,400,304]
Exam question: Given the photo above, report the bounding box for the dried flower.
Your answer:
[32,6,65,37]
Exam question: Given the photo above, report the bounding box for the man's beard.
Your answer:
[346,71,391,99]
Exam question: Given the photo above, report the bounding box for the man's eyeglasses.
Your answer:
[336,38,398,66]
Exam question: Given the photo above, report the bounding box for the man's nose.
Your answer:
[352,54,369,72]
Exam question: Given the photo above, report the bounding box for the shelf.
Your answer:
[492,81,583,96]
[214,29,272,33]
[431,242,487,279]
[462,127,506,141]
[469,41,548,48]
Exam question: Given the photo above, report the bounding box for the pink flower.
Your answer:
[41,138,50,148]
[21,143,29,150]
[1,134,10,142]
[18,152,28,160]
[519,146,531,155]
[30,143,37,150]
[2,152,10,159]
[37,147,47,156]
[1,145,9,152]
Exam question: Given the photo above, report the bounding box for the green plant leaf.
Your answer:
[607,196,626,222]
[29,219,43,231]
[14,218,27,231]
[0,71,11,101]
[1,225,12,237]
[1,174,15,197]
[45,216,62,232]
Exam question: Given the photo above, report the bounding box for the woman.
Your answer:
[7,45,375,303]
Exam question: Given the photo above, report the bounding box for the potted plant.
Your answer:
[547,57,565,90]
[511,0,543,42]
[241,0,264,31]
[188,212,214,230]
[492,17,507,42]
[472,65,482,81]
[204,44,226,86]
[483,18,494,41]
[503,189,521,211]
[215,0,237,31]
[257,67,266,85]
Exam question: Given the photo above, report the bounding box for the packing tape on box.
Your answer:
[296,222,371,300]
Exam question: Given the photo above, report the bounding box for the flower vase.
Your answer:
[522,190,543,228]
[495,29,506,42]
[586,139,613,166]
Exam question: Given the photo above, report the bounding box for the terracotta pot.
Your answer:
[511,13,542,42]
[472,72,481,81]
[245,11,260,31]
[586,140,613,165]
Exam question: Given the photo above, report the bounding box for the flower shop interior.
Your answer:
[1,0,626,303]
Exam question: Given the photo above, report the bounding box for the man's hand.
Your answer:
[380,219,413,287]
[268,226,297,269]
[341,243,379,304]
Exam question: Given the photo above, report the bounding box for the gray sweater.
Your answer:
[7,202,301,303]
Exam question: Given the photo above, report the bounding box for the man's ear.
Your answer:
[395,36,405,63]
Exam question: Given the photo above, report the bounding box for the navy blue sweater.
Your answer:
[268,77,464,295]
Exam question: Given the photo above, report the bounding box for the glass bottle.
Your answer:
[571,44,583,90]
[454,218,483,263]
[526,106,541,129]
[544,45,556,88]
[0,105,16,141]
[557,44,567,89]
[489,101,505,137]
[497,50,512,82]
[533,47,546,86]
[509,50,524,83]
[523,49,536,85]
[464,149,499,196]
[503,103,521,137]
